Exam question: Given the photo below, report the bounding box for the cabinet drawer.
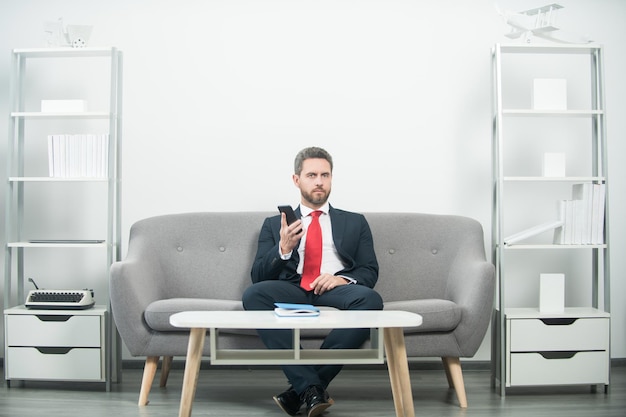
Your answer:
[509,351,609,386]
[5,347,103,381]
[509,317,608,351]
[5,314,102,347]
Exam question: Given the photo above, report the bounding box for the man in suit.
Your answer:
[242,146,383,417]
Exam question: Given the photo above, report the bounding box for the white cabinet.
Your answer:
[506,308,609,387]
[4,306,107,382]
[491,44,611,394]
[3,47,122,388]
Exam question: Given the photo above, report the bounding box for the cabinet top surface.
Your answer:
[4,305,107,315]
[505,307,610,319]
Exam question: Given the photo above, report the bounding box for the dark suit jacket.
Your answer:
[251,205,379,288]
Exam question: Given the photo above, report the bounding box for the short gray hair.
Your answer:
[294,147,333,175]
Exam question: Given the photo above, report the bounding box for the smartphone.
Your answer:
[277,205,298,225]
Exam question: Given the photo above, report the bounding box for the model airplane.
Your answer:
[496,2,593,44]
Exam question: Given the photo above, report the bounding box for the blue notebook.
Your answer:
[274,303,320,317]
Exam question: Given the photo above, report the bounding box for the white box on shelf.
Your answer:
[539,273,565,313]
[41,99,86,112]
[66,25,93,48]
[533,79,567,110]
[542,152,566,177]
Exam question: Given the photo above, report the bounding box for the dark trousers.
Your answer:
[242,280,384,394]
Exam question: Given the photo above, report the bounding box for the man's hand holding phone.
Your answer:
[278,205,303,255]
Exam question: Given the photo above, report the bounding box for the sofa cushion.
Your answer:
[146,297,459,337]
[384,299,461,333]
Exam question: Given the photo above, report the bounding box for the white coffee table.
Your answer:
[170,310,422,417]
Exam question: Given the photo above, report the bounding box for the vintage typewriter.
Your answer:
[25,278,95,310]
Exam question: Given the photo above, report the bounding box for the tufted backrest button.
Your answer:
[176,246,183,252]
[431,249,438,254]
[388,249,396,254]
[219,246,226,252]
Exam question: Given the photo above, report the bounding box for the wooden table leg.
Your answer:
[385,335,404,417]
[178,328,206,417]
[384,328,415,417]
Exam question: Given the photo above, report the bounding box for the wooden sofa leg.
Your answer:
[160,356,173,387]
[138,356,159,406]
[442,356,468,408]
[442,357,454,388]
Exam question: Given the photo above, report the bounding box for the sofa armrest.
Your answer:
[446,245,496,357]
[109,255,166,356]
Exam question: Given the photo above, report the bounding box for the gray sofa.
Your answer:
[110,212,494,408]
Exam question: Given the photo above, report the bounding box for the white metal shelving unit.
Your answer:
[3,47,122,390]
[491,43,610,395]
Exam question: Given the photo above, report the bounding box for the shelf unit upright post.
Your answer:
[491,43,610,396]
[3,47,123,390]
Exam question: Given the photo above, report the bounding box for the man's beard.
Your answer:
[302,188,330,206]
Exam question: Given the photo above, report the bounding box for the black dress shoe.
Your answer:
[302,385,334,417]
[273,387,302,416]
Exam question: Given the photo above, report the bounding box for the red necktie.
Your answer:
[300,211,322,290]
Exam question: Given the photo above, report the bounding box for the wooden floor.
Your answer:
[1,363,624,417]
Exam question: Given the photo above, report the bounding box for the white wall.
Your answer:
[1,0,625,361]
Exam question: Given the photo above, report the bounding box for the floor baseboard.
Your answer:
[119,357,626,371]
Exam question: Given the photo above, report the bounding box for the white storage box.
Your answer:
[533,79,567,110]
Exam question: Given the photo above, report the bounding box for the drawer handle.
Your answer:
[538,351,578,360]
[35,347,73,355]
[540,318,578,326]
[36,315,72,322]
